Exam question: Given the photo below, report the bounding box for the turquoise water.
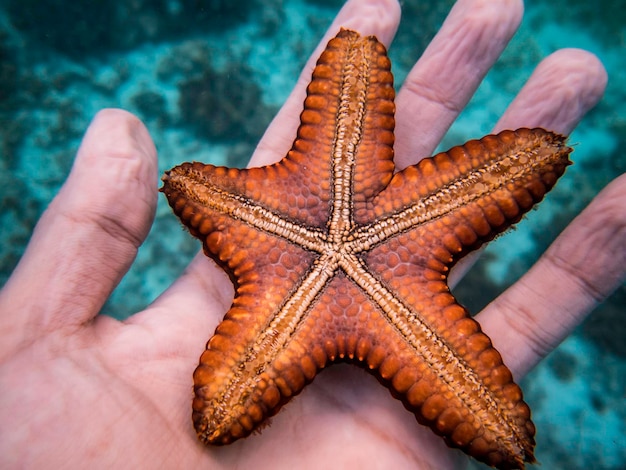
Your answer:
[0,0,624,468]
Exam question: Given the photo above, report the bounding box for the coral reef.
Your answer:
[178,62,276,145]
[583,287,626,357]
[5,0,261,59]
[390,0,455,74]
[0,32,17,108]
[131,89,169,127]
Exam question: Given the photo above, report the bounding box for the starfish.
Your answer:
[161,29,571,469]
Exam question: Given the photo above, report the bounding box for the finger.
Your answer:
[250,0,401,167]
[477,174,626,379]
[0,109,157,353]
[448,49,607,285]
[394,0,523,169]
[494,48,608,134]
[474,46,608,375]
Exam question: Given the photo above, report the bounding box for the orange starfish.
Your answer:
[161,29,571,469]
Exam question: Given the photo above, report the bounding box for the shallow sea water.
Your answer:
[0,0,624,468]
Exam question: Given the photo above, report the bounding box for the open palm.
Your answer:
[1,0,623,468]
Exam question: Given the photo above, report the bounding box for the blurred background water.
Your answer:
[0,0,624,468]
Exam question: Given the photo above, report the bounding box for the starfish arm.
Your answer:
[359,128,572,249]
[362,235,536,467]
[190,249,328,445]
[162,162,331,254]
[283,29,396,229]
[338,231,536,467]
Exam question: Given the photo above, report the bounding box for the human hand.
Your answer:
[1,0,622,469]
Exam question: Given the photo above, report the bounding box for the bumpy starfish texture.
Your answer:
[161,29,571,469]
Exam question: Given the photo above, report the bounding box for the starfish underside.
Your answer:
[161,29,572,469]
